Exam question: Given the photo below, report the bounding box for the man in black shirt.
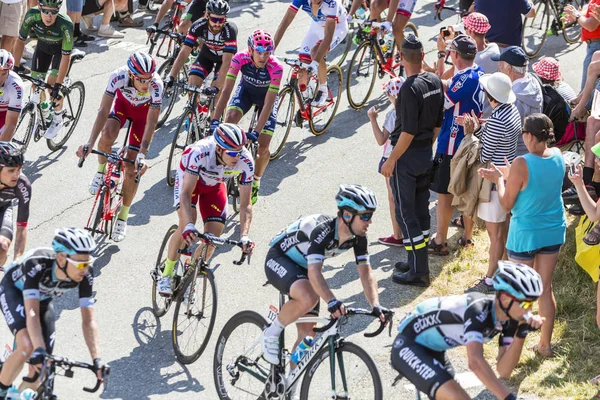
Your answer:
[381,34,444,287]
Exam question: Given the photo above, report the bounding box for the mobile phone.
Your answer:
[569,163,576,176]
[439,27,451,37]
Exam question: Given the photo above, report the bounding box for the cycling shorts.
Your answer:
[0,282,56,354]
[0,111,5,134]
[108,91,150,152]
[227,84,278,136]
[190,48,222,80]
[264,247,320,315]
[390,334,455,400]
[173,173,227,224]
[183,0,206,21]
[390,0,417,16]
[299,19,348,62]
[31,43,61,78]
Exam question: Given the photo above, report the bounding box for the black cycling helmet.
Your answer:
[206,0,230,15]
[0,142,24,167]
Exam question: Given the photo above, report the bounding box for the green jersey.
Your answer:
[19,8,74,55]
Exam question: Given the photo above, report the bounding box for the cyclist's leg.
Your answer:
[0,204,14,267]
[369,0,388,20]
[392,0,415,51]
[189,50,216,91]
[154,0,175,29]
[255,98,278,175]
[298,26,322,88]
[30,45,53,101]
[45,51,64,111]
[120,109,147,213]
[224,84,250,124]
[97,96,126,167]
[195,182,227,262]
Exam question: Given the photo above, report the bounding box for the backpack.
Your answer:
[532,73,571,142]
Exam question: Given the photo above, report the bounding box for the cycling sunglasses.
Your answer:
[253,45,274,53]
[356,212,374,221]
[225,149,243,157]
[519,300,535,310]
[39,7,60,15]
[66,256,96,269]
[132,75,153,84]
[209,16,226,23]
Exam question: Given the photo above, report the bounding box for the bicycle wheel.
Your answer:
[521,0,550,58]
[172,267,217,364]
[213,310,270,400]
[229,177,240,213]
[347,41,377,109]
[310,65,343,135]
[12,105,35,151]
[156,59,180,129]
[563,0,583,43]
[152,224,177,318]
[405,22,418,37]
[269,86,295,160]
[300,341,383,400]
[89,187,106,238]
[167,109,194,186]
[47,81,85,151]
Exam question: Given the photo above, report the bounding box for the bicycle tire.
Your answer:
[89,187,106,238]
[167,108,194,186]
[152,224,177,318]
[12,105,35,151]
[347,41,377,109]
[269,86,295,160]
[299,341,383,400]
[172,266,217,364]
[230,177,240,213]
[405,22,418,37]
[521,0,550,58]
[562,0,583,43]
[47,81,85,151]
[213,310,269,400]
[310,64,343,135]
[156,59,179,129]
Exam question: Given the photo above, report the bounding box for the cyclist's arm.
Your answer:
[274,7,297,49]
[314,18,336,62]
[238,184,252,237]
[212,70,237,121]
[348,0,362,17]
[180,171,198,227]
[140,107,160,155]
[87,94,115,149]
[496,336,526,379]
[13,226,26,260]
[169,44,193,79]
[57,22,74,86]
[24,297,46,350]
[81,306,100,360]
[154,0,175,26]
[465,341,511,399]
[0,110,20,141]
[307,262,336,303]
[357,263,380,307]
[214,52,234,93]
[253,90,277,134]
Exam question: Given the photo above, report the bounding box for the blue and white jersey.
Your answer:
[289,0,346,25]
[437,65,486,156]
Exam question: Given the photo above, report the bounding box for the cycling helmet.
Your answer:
[206,0,230,15]
[127,52,156,76]
[39,0,63,8]
[0,50,15,71]
[383,77,405,99]
[213,123,247,150]
[492,261,543,300]
[248,29,274,52]
[52,228,96,256]
[0,142,24,167]
[336,184,378,212]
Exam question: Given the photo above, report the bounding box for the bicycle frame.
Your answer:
[149,1,187,59]
[357,24,400,78]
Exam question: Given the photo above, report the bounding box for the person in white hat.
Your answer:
[458,72,522,295]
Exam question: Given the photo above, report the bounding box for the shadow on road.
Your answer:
[128,176,173,226]
[24,147,68,185]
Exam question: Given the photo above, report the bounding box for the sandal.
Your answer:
[428,238,449,256]
[528,344,554,358]
[457,237,475,248]
[584,222,600,246]
[451,215,464,229]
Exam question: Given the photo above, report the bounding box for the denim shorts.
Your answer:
[507,243,562,261]
[66,0,84,13]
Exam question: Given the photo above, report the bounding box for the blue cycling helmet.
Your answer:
[335,184,378,212]
[127,52,156,76]
[492,261,543,300]
[213,123,246,150]
[52,228,96,256]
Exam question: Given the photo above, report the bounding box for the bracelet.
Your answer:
[437,52,446,59]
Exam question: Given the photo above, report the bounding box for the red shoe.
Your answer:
[378,235,403,247]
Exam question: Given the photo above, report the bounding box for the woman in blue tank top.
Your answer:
[479,114,566,358]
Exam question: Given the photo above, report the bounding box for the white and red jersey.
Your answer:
[0,71,24,114]
[104,66,163,108]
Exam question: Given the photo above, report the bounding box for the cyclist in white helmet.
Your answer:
[0,51,24,142]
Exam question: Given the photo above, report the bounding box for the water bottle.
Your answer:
[30,90,41,104]
[40,101,53,123]
[110,169,121,190]
[356,7,366,20]
[290,336,314,364]
[384,33,394,58]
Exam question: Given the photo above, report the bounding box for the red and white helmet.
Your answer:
[248,29,274,53]
[127,51,156,76]
[0,50,15,71]
[213,123,247,150]
[382,77,405,99]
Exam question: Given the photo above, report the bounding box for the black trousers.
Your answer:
[390,146,433,276]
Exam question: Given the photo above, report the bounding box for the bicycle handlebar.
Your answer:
[17,73,53,90]
[41,354,110,394]
[174,82,218,97]
[145,27,185,44]
[77,145,142,183]
[312,308,394,338]
[178,232,251,265]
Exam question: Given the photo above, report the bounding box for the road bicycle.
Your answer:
[433,0,469,20]
[346,20,418,109]
[267,57,343,161]
[146,0,189,59]
[166,83,218,186]
[151,225,248,364]
[13,56,85,152]
[521,0,583,58]
[213,294,393,400]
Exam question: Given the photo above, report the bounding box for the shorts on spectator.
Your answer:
[430,152,452,195]
[507,243,562,261]
[0,1,24,37]
[477,189,507,223]
[82,0,103,16]
[67,0,85,13]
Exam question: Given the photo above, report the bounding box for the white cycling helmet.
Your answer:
[127,51,156,76]
[0,50,15,71]
[335,184,378,212]
[52,228,97,256]
[492,260,543,300]
[213,123,247,150]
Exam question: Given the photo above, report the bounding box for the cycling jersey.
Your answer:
[0,71,24,116]
[105,65,164,108]
[19,9,74,55]
[290,0,345,24]
[268,214,369,268]
[227,50,283,96]
[184,19,238,57]
[0,174,32,229]
[437,65,485,156]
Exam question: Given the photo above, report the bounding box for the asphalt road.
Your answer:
[0,0,586,398]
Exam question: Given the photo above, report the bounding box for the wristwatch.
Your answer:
[576,12,582,20]
[437,51,446,59]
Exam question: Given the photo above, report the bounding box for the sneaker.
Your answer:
[119,15,144,27]
[71,48,86,59]
[311,89,328,107]
[43,114,64,139]
[378,235,404,247]
[5,385,20,400]
[251,183,259,205]
[562,185,597,204]
[111,219,127,242]
[260,329,280,364]
[157,276,173,297]
[74,36,88,47]
[82,15,98,31]
[98,25,125,38]
[79,32,96,41]
[20,389,36,400]
[464,277,495,294]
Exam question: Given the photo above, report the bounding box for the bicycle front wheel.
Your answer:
[310,64,343,135]
[213,310,270,400]
[167,109,194,186]
[47,81,85,151]
[156,59,180,129]
[12,105,35,151]
[152,223,177,318]
[521,0,549,58]
[88,187,106,238]
[300,341,383,400]
[172,267,217,364]
[269,86,295,160]
[563,0,583,43]
[347,41,377,109]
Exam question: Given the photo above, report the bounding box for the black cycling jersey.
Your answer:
[0,174,32,227]
[184,19,238,58]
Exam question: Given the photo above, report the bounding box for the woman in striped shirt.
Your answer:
[458,72,522,294]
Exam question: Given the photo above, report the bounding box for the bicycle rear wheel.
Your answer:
[300,341,383,400]
[47,81,85,151]
[310,65,343,135]
[167,109,194,186]
[172,267,217,364]
[152,224,177,318]
[562,0,583,43]
[521,0,550,58]
[347,41,377,109]
[213,310,270,400]
[12,105,35,151]
[156,59,180,129]
[269,86,295,160]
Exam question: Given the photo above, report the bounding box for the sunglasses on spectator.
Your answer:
[253,45,274,54]
[66,256,96,269]
[39,7,59,15]
[209,16,226,23]
[356,212,374,221]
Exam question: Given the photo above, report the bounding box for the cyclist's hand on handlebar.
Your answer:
[210,119,220,132]
[306,60,320,74]
[29,347,47,370]
[76,143,92,158]
[327,298,346,319]
[346,13,353,23]
[372,305,391,324]
[205,86,219,96]
[240,235,255,255]
[182,223,200,245]
[165,75,175,89]
[246,130,259,142]
[147,22,158,37]
[14,65,25,74]
[380,21,392,33]
[51,83,63,101]
[92,358,107,381]
[135,153,146,172]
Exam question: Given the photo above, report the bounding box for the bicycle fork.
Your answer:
[328,337,350,399]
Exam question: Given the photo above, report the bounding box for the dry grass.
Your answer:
[428,216,600,399]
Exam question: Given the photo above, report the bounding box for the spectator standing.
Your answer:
[492,46,543,156]
[532,57,577,103]
[429,35,484,256]
[463,12,499,74]
[479,113,566,358]
[0,0,25,52]
[81,0,128,38]
[458,72,522,294]
[380,34,444,287]
[474,0,535,48]
[67,0,96,47]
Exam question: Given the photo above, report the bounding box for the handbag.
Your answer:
[575,215,600,282]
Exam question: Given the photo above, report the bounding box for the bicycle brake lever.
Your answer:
[78,144,89,168]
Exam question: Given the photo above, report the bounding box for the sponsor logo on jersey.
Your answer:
[18,181,30,204]
[475,309,489,323]
[0,293,14,325]
[413,313,441,334]
[279,232,300,252]
[443,337,460,347]
[12,268,23,281]
[266,258,287,278]
[398,347,437,380]
[211,203,222,213]
[393,337,404,348]
[451,72,469,93]
[314,227,331,244]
